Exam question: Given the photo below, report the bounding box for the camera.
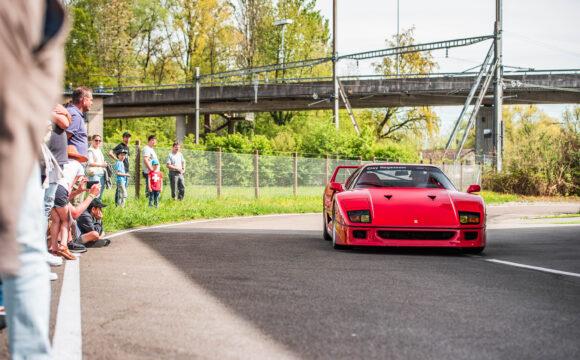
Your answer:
[86,180,100,189]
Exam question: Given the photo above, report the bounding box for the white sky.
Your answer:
[313,0,580,134]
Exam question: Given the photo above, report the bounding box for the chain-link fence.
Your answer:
[101,143,482,199]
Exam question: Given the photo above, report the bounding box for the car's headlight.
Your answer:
[459,211,480,225]
[348,210,371,223]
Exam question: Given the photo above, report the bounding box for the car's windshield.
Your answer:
[352,165,456,190]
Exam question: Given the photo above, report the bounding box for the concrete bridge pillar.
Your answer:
[186,114,197,139]
[86,97,103,138]
[176,115,186,142]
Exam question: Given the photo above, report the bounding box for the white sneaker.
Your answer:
[49,272,58,281]
[45,252,63,267]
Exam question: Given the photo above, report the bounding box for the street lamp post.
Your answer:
[273,19,293,70]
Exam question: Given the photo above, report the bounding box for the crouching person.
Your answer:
[77,198,110,247]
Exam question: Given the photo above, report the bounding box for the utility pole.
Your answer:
[493,0,503,171]
[332,0,339,131]
[396,0,400,75]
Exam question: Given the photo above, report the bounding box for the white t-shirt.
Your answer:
[57,160,84,191]
[87,147,105,175]
[142,145,158,174]
[166,151,185,171]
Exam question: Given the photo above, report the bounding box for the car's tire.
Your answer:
[323,214,331,241]
[332,210,348,250]
[463,246,485,254]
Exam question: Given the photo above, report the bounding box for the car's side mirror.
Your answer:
[329,182,344,192]
[467,185,481,194]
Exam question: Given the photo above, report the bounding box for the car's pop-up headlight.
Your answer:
[459,211,480,225]
[348,210,371,223]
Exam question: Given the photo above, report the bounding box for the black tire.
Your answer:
[463,246,485,254]
[332,209,348,250]
[323,213,331,241]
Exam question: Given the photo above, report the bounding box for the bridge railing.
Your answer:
[102,143,482,199]
[90,69,580,93]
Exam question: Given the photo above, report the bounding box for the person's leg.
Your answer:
[119,182,127,208]
[177,173,185,201]
[169,171,176,199]
[48,208,61,254]
[153,191,160,208]
[143,172,150,198]
[98,173,105,199]
[2,165,52,359]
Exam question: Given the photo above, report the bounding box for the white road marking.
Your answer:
[485,259,580,278]
[52,259,82,360]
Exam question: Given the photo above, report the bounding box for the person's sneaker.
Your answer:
[45,252,63,267]
[68,240,87,253]
[49,272,58,281]
[57,244,76,260]
[84,238,111,248]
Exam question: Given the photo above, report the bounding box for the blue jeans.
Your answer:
[2,165,52,359]
[89,173,105,199]
[149,190,160,208]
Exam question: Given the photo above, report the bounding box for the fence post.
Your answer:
[325,154,329,184]
[397,158,401,163]
[460,160,464,191]
[358,156,362,165]
[217,147,222,199]
[372,156,376,163]
[293,152,298,196]
[254,149,259,199]
[135,140,141,199]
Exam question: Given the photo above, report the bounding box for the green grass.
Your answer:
[98,186,579,233]
[100,185,321,232]
[526,213,580,220]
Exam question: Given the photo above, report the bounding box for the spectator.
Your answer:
[141,135,158,198]
[86,134,107,199]
[66,87,92,160]
[0,0,68,357]
[115,150,130,207]
[148,160,163,208]
[108,131,131,204]
[166,142,186,201]
[77,198,110,247]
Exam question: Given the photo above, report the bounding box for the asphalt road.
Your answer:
[1,204,579,359]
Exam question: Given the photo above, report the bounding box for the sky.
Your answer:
[313,0,580,135]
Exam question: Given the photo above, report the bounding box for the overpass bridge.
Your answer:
[102,71,580,119]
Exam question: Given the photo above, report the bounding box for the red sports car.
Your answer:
[323,163,486,253]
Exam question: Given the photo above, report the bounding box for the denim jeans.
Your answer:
[149,190,160,208]
[2,165,52,359]
[89,173,105,199]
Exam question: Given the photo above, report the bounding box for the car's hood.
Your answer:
[340,188,469,227]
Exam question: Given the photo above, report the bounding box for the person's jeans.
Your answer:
[143,172,151,198]
[149,190,160,208]
[116,181,127,207]
[2,165,52,359]
[169,171,185,200]
[89,173,105,199]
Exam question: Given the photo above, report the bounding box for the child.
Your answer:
[148,159,163,208]
[115,150,130,207]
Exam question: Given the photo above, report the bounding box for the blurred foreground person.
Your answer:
[0,0,68,359]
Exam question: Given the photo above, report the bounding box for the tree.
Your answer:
[371,27,439,142]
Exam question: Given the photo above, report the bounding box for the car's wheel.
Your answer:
[323,214,331,241]
[463,246,485,254]
[332,209,347,250]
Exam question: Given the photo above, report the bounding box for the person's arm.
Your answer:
[143,156,153,172]
[68,176,87,199]
[108,149,118,161]
[52,104,71,130]
[69,185,100,219]
[181,156,186,174]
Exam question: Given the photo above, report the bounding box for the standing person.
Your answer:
[148,160,163,208]
[0,0,68,358]
[108,132,131,204]
[86,134,107,199]
[141,135,158,198]
[166,142,186,201]
[115,150,130,207]
[66,87,92,159]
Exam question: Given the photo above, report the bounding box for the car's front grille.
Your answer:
[377,230,456,240]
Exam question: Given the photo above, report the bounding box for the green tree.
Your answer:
[371,27,439,142]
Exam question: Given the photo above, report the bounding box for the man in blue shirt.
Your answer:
[66,86,92,159]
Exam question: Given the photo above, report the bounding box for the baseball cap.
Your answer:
[152,159,159,165]
[88,198,108,211]
[122,132,131,138]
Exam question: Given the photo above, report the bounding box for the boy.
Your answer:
[115,150,130,207]
[147,159,163,208]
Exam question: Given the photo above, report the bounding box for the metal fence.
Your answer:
[102,143,482,199]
